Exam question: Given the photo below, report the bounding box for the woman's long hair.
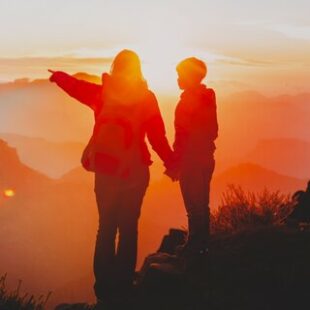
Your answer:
[105,50,148,102]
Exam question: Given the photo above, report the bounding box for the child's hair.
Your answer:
[176,57,207,83]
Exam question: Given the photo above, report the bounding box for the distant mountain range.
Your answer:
[0,139,50,189]
[0,133,84,178]
[212,162,306,206]
[244,138,310,179]
[0,139,97,306]
[1,137,308,307]
[215,91,310,171]
[1,76,309,307]
[0,78,93,143]
[2,131,309,182]
[0,76,309,172]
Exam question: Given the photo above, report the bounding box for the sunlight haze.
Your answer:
[0,0,309,93]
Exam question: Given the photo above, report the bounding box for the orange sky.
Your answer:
[0,0,309,94]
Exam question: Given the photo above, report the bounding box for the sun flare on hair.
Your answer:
[126,22,216,93]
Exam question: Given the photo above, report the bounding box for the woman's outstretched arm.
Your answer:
[49,70,102,110]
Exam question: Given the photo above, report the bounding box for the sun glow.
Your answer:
[122,17,195,92]
[3,189,15,198]
[130,38,216,93]
[122,18,222,93]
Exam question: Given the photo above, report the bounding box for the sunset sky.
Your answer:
[0,0,309,93]
[1,2,310,303]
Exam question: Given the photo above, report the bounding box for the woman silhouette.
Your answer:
[49,50,174,305]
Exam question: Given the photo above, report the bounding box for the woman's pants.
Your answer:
[93,166,149,300]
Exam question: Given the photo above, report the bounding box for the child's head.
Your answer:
[176,57,207,90]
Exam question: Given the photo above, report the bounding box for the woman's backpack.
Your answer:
[81,96,145,177]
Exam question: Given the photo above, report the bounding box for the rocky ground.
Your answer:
[54,226,310,310]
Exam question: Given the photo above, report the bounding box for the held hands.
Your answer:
[164,166,180,182]
[164,154,180,182]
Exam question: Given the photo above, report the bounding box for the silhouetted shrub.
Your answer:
[0,274,51,310]
[211,185,294,233]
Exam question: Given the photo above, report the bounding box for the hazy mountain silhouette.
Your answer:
[0,139,97,307]
[0,76,309,174]
[0,139,51,189]
[71,72,101,84]
[212,162,306,206]
[60,166,93,184]
[0,77,93,143]
[0,138,184,308]
[1,138,307,308]
[58,161,306,218]
[0,133,84,178]
[244,138,310,179]
[1,78,310,308]
[216,91,310,172]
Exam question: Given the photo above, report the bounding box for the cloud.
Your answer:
[0,56,114,82]
[214,56,274,67]
[271,24,310,40]
[0,56,113,68]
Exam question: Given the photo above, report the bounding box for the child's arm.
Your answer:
[49,70,102,110]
